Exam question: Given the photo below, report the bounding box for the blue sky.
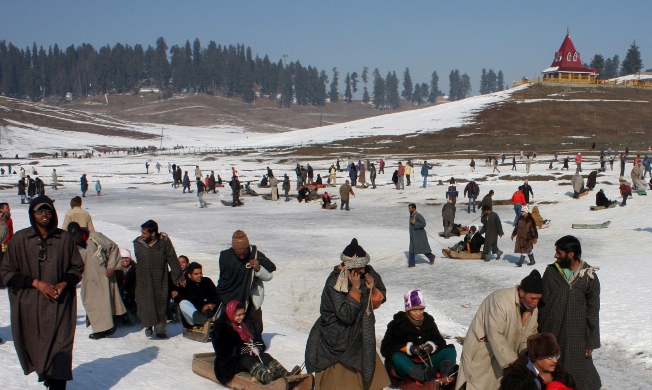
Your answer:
[2,0,651,93]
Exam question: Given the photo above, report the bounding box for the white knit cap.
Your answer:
[119,248,133,259]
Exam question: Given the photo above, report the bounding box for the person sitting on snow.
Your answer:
[212,300,296,385]
[380,290,457,387]
[530,206,550,229]
[500,333,576,390]
[464,225,485,253]
[322,192,336,209]
[172,262,219,328]
[595,189,615,208]
[315,174,323,185]
[297,186,310,203]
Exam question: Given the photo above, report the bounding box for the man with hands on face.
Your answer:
[305,238,390,390]
[1,195,85,390]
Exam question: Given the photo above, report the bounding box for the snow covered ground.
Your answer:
[0,85,527,157]
[1,150,652,390]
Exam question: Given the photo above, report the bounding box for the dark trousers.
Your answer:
[245,305,264,344]
[379,167,384,174]
[406,174,411,185]
[482,239,499,256]
[620,164,626,177]
[241,352,273,371]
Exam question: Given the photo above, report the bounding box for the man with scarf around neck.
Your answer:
[456,270,543,390]
[212,300,293,385]
[500,333,576,390]
[380,290,457,387]
[216,230,276,346]
[538,236,601,390]
[305,238,390,390]
[67,222,126,340]
[1,195,85,390]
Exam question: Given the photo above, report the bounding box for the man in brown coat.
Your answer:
[511,205,538,267]
[1,195,85,390]
[133,220,185,339]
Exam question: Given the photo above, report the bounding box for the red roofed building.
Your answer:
[542,29,599,81]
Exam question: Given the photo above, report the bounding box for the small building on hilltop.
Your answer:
[542,29,598,82]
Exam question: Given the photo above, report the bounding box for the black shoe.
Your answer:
[496,251,504,260]
[145,327,153,337]
[192,311,208,325]
[0,337,4,345]
[105,325,117,336]
[516,255,526,267]
[89,331,107,340]
[156,333,168,339]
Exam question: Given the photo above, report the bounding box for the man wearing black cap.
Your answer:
[538,236,601,390]
[0,195,85,390]
[456,270,543,390]
[306,238,390,390]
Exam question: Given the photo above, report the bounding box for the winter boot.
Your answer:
[250,362,273,384]
[496,250,504,260]
[268,359,290,380]
[527,254,536,266]
[424,366,440,382]
[192,311,208,326]
[407,365,427,382]
[516,255,526,267]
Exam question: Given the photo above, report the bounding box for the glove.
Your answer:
[407,342,422,356]
[422,341,436,356]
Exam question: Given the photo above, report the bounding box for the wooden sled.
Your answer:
[572,221,611,229]
[441,249,482,260]
[354,184,369,189]
[222,200,245,206]
[590,202,617,211]
[192,353,313,390]
[182,321,213,343]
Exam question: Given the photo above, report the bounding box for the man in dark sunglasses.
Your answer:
[0,195,85,390]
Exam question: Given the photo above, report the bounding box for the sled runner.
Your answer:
[441,249,482,260]
[590,202,617,211]
[192,353,313,390]
[572,221,611,229]
[222,200,245,206]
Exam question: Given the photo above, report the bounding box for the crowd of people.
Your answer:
[0,148,632,390]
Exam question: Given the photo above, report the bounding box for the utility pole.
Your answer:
[160,127,164,150]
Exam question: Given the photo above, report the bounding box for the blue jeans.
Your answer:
[422,176,428,187]
[296,175,301,187]
[398,176,405,189]
[468,196,476,212]
[514,204,522,225]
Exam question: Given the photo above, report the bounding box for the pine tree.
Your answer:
[344,72,352,103]
[402,67,413,101]
[497,70,504,91]
[449,70,460,101]
[350,71,358,99]
[372,68,385,109]
[329,67,339,102]
[589,55,605,78]
[621,40,643,76]
[386,71,400,108]
[461,73,471,99]
[428,71,439,102]
[411,83,422,105]
[487,69,497,93]
[479,68,487,95]
[420,82,429,102]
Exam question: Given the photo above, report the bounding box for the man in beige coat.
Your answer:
[61,196,95,231]
[456,270,543,390]
[67,222,125,340]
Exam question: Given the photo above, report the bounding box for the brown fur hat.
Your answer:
[527,333,560,361]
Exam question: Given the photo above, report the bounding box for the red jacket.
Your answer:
[2,218,13,245]
[511,190,526,205]
[397,165,405,177]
